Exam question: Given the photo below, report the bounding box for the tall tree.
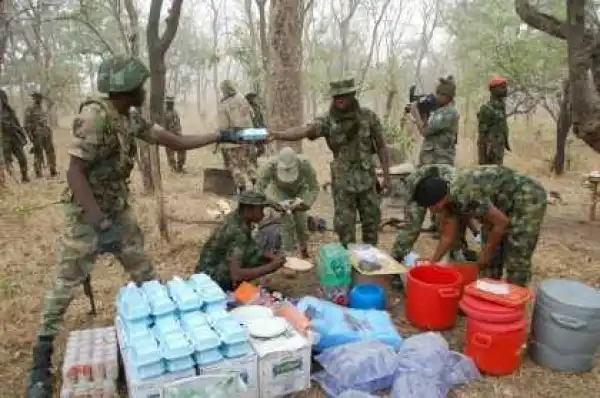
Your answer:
[145,0,184,240]
[267,0,305,153]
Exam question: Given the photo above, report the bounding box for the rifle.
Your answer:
[404,85,438,122]
[83,275,97,316]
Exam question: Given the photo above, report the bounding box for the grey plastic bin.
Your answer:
[529,279,600,373]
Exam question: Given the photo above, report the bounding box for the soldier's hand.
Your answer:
[95,218,122,254]
[218,129,242,143]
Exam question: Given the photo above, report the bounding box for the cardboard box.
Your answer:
[198,354,259,398]
[116,318,196,398]
[249,326,311,398]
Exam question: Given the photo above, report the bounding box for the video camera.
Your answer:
[404,85,437,122]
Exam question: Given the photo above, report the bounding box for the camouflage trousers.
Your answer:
[479,178,547,287]
[332,185,381,247]
[477,140,504,165]
[270,188,309,252]
[221,146,257,187]
[166,148,186,172]
[2,134,28,178]
[32,134,57,176]
[38,206,154,337]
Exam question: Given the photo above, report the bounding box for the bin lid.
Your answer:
[539,279,600,312]
[460,294,524,323]
[464,278,531,308]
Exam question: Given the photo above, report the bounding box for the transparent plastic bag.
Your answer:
[336,390,377,398]
[392,333,479,398]
[312,370,395,397]
[316,340,399,387]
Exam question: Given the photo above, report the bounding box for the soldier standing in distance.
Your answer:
[24,91,58,177]
[245,91,266,169]
[164,96,186,173]
[478,76,510,165]
[269,78,391,248]
[218,80,256,193]
[25,55,248,398]
[0,89,30,182]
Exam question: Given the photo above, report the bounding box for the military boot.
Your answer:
[22,171,30,183]
[49,168,58,177]
[237,184,246,195]
[26,336,54,398]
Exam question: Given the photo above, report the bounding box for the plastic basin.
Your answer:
[405,265,462,330]
[348,284,386,310]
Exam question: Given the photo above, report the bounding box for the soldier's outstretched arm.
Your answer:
[269,125,315,141]
[151,125,220,150]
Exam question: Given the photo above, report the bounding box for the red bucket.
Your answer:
[405,265,463,330]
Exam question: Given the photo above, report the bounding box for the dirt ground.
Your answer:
[0,110,599,397]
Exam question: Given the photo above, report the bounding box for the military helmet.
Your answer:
[97,55,150,94]
[237,190,268,206]
[329,78,358,97]
[219,79,236,95]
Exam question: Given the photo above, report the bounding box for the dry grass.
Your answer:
[0,107,599,397]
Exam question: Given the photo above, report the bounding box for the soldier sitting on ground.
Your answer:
[195,191,286,291]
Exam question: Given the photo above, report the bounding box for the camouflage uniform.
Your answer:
[1,90,30,182]
[245,92,266,167]
[24,93,57,177]
[256,148,319,253]
[27,56,157,398]
[418,78,459,166]
[218,80,256,189]
[391,164,456,260]
[195,191,269,291]
[164,97,186,172]
[447,165,547,286]
[308,78,383,247]
[477,99,509,165]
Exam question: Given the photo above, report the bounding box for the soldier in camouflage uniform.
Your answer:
[269,78,390,247]
[218,80,256,192]
[245,92,266,165]
[26,55,248,398]
[478,76,510,165]
[256,147,319,257]
[24,92,57,177]
[196,190,286,291]
[0,89,30,182]
[412,165,547,287]
[164,96,186,172]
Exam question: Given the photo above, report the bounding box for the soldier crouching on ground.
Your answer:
[195,191,286,291]
[26,55,248,398]
[411,165,547,287]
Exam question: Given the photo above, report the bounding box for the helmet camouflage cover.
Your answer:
[97,55,150,94]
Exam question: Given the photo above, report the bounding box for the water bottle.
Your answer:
[239,128,268,142]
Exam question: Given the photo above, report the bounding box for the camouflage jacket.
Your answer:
[391,164,456,259]
[62,95,158,217]
[477,98,509,150]
[164,109,182,136]
[196,211,264,291]
[217,92,254,148]
[24,103,51,142]
[418,103,459,166]
[256,155,319,206]
[448,165,539,218]
[309,107,383,193]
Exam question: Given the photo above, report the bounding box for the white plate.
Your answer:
[229,305,274,324]
[246,316,288,339]
[284,257,314,271]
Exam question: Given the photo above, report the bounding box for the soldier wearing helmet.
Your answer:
[26,55,245,398]
[477,76,510,165]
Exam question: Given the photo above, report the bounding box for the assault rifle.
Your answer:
[404,85,438,122]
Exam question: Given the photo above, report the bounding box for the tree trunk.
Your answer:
[553,79,571,175]
[267,0,305,153]
[146,0,184,241]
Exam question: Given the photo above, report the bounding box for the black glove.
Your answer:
[95,218,122,254]
[218,128,242,143]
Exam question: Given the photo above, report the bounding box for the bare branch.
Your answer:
[358,0,393,87]
[159,0,184,53]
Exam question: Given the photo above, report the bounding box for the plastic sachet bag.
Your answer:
[396,332,449,379]
[391,372,446,398]
[312,370,395,397]
[316,341,399,387]
[336,390,377,398]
